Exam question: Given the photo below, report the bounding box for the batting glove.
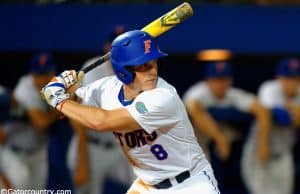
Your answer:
[41,81,70,108]
[56,70,79,89]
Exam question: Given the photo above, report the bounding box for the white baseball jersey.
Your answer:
[183,81,255,143]
[183,81,255,111]
[255,80,300,154]
[76,76,210,185]
[9,74,47,150]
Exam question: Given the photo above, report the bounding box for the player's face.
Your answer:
[207,77,232,99]
[129,60,158,91]
[279,76,300,98]
[33,71,56,90]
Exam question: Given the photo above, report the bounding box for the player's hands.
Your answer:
[56,70,85,95]
[257,140,269,163]
[56,70,79,89]
[41,81,70,108]
[215,134,231,161]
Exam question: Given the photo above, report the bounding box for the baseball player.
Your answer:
[183,62,271,194]
[241,58,300,194]
[68,26,135,194]
[0,52,60,189]
[41,30,220,194]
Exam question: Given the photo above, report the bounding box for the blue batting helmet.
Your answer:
[110,30,167,84]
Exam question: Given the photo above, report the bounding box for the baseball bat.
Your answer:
[80,2,193,74]
[41,2,193,100]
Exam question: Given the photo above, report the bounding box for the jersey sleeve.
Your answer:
[126,88,179,134]
[230,88,256,112]
[258,81,284,108]
[183,82,207,105]
[75,76,113,107]
[75,85,99,107]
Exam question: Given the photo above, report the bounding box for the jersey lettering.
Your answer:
[114,129,157,148]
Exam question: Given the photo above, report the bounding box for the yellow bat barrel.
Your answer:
[141,2,193,38]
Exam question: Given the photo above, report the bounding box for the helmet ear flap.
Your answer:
[125,67,136,83]
[114,67,135,85]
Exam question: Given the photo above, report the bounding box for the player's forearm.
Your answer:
[195,113,225,142]
[58,100,107,131]
[287,104,300,127]
[250,101,271,143]
[186,101,225,141]
[256,116,270,145]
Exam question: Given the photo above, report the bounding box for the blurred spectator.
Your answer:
[67,25,135,194]
[183,61,271,194]
[241,58,300,194]
[0,53,58,189]
[37,54,74,192]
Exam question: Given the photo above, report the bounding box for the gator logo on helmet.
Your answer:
[144,39,151,54]
[135,101,148,114]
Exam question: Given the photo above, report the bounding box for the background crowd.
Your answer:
[1,1,300,194]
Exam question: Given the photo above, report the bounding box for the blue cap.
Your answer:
[276,58,300,77]
[29,52,56,74]
[204,61,233,78]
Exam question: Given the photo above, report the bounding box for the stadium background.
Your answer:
[1,1,300,194]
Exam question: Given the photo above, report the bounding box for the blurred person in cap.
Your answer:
[67,25,135,194]
[241,58,300,194]
[0,52,59,189]
[183,61,271,194]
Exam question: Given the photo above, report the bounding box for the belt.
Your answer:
[153,171,190,189]
[87,136,115,149]
[270,153,284,160]
[9,145,38,155]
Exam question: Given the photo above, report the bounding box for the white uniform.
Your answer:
[183,81,255,112]
[242,80,297,194]
[0,75,48,189]
[76,76,220,194]
[68,58,135,194]
[183,81,255,144]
